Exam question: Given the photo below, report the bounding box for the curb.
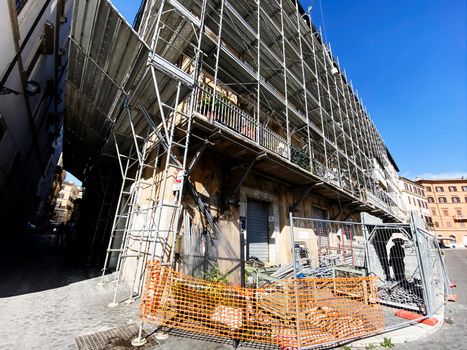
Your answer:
[350,305,445,348]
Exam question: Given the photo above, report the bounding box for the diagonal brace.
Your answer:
[232,153,266,195]
[290,182,323,212]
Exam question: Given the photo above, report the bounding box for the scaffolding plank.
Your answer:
[66,0,152,176]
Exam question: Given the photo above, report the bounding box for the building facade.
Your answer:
[0,0,72,236]
[417,178,467,247]
[52,179,81,224]
[399,176,432,228]
[65,0,406,290]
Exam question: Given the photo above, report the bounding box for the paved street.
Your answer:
[0,234,466,350]
[394,249,467,350]
[0,233,139,350]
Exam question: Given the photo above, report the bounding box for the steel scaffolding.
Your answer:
[67,0,406,310]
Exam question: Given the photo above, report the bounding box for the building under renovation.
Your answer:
[64,0,406,298]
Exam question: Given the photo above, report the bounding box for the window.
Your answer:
[417,199,422,207]
[421,190,425,196]
[16,0,29,14]
[465,197,467,203]
[452,197,461,203]
[439,197,447,203]
[456,209,462,216]
[435,186,444,192]
[424,202,428,209]
[448,186,457,192]
[427,197,434,203]
[426,186,432,192]
[432,209,437,216]
[407,197,411,205]
[462,186,467,191]
[434,222,439,228]
[446,221,452,228]
[443,209,449,216]
[404,183,409,190]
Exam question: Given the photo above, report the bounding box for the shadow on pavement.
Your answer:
[0,232,100,298]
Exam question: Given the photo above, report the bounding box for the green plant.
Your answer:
[380,337,394,349]
[291,147,311,171]
[365,344,376,350]
[340,346,352,350]
[204,266,228,284]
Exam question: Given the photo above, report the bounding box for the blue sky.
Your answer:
[110,0,466,180]
[66,172,82,186]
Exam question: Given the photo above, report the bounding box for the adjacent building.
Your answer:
[0,0,72,236]
[417,178,467,247]
[399,176,432,228]
[52,179,81,224]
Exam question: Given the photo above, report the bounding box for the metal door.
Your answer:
[247,200,269,262]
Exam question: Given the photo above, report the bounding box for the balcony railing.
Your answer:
[192,84,402,215]
[194,84,295,159]
[453,215,467,221]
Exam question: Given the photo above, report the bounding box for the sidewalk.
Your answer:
[350,306,444,348]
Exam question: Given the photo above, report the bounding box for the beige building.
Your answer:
[53,179,81,224]
[417,178,467,247]
[399,177,432,228]
[65,1,407,291]
[0,0,72,236]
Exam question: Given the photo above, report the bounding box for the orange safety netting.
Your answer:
[141,261,384,348]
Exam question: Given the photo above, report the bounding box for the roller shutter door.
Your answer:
[247,200,269,262]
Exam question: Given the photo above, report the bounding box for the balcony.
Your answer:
[453,215,467,222]
[193,84,313,170]
[190,83,399,220]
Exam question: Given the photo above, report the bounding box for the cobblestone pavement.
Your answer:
[0,233,140,350]
[393,249,467,350]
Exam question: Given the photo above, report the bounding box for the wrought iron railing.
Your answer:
[194,84,292,159]
[192,84,402,214]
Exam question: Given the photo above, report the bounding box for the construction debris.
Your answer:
[379,279,424,308]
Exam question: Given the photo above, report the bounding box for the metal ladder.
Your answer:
[100,0,210,312]
[101,108,159,306]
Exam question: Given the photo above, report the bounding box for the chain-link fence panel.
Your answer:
[416,227,448,316]
[365,225,426,314]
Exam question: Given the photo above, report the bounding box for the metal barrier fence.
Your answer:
[135,215,451,349]
[415,226,449,316]
[141,261,384,349]
[364,224,426,314]
[290,214,451,332]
